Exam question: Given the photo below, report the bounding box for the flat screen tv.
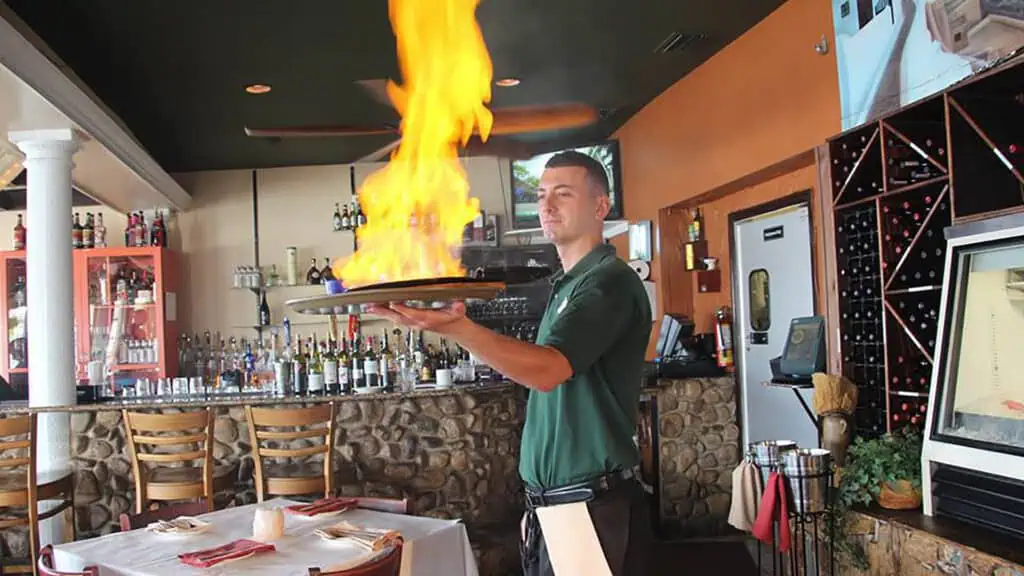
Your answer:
[510,140,624,229]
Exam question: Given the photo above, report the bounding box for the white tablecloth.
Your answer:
[53,499,479,576]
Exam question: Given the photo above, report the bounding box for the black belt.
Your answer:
[521,469,635,571]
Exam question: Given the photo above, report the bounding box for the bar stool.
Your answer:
[122,408,236,514]
[0,413,75,576]
[245,403,336,502]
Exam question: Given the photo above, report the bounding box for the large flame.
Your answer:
[335,0,493,288]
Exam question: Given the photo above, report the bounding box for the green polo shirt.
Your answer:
[518,243,653,489]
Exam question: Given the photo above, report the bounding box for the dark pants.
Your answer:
[521,479,653,576]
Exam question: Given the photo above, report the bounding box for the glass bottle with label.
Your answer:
[341,204,352,230]
[379,330,396,392]
[306,336,324,395]
[320,258,335,283]
[94,213,106,248]
[350,337,365,389]
[332,203,344,231]
[306,258,322,285]
[82,212,94,249]
[259,293,271,327]
[71,212,83,249]
[337,339,351,393]
[12,214,25,251]
[363,337,380,388]
[291,337,307,396]
[323,339,339,395]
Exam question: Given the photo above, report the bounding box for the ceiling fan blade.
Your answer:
[244,125,397,138]
[489,103,599,135]
[356,139,402,163]
[355,78,396,109]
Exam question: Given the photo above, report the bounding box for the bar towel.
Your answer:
[752,472,791,552]
[727,461,763,532]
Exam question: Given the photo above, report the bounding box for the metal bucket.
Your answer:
[749,440,798,487]
[780,448,833,514]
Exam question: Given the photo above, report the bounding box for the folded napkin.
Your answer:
[728,461,763,532]
[146,516,210,535]
[178,539,275,568]
[285,497,358,517]
[314,521,403,552]
[752,472,791,552]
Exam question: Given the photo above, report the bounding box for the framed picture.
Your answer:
[629,220,652,261]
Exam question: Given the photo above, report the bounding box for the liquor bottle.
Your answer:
[337,339,351,394]
[332,203,344,232]
[419,338,435,384]
[320,258,335,283]
[150,210,166,247]
[355,201,366,228]
[379,330,395,392]
[341,204,352,230]
[363,337,380,388]
[350,337,365,389]
[12,214,25,251]
[72,212,83,249]
[259,292,271,327]
[124,213,133,247]
[82,212,94,249]
[306,258,322,285]
[136,212,148,247]
[323,339,339,395]
[291,336,307,396]
[307,336,324,395]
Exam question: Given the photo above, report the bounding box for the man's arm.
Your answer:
[445,320,572,392]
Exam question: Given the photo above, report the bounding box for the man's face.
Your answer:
[536,166,610,244]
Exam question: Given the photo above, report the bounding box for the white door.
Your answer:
[734,203,819,450]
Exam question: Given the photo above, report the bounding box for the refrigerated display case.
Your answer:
[74,247,181,391]
[0,250,28,399]
[0,247,181,400]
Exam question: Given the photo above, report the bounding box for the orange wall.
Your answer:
[612,0,841,347]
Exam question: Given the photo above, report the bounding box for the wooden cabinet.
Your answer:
[0,247,182,399]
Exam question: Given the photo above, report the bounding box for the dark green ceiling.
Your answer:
[3,0,785,173]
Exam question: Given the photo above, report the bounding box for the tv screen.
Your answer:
[832,0,1024,130]
[510,140,623,229]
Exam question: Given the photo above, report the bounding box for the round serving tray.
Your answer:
[285,278,507,316]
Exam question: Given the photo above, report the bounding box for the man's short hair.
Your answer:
[544,150,610,196]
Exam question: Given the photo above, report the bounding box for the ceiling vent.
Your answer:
[653,31,705,54]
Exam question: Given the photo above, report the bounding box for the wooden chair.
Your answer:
[122,408,236,514]
[308,540,403,576]
[117,498,210,531]
[36,545,98,576]
[0,414,75,576]
[245,403,336,502]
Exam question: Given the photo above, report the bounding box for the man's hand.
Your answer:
[366,301,470,335]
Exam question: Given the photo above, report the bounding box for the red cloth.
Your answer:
[751,472,791,552]
[284,497,358,517]
[178,539,275,568]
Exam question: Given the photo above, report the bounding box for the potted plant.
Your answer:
[838,427,923,510]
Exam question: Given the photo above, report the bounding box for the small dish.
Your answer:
[146,516,211,536]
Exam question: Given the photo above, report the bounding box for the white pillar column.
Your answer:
[8,128,80,547]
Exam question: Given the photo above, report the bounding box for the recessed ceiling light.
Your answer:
[245,84,272,95]
[495,78,520,87]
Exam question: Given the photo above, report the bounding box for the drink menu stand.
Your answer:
[749,450,837,576]
[762,375,820,433]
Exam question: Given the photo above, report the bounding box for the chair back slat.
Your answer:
[0,456,31,469]
[256,428,327,441]
[118,499,210,531]
[137,450,207,464]
[260,445,328,459]
[133,433,207,446]
[124,410,210,432]
[308,541,403,576]
[248,404,333,427]
[0,414,31,438]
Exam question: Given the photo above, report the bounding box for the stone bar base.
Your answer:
[839,509,1024,576]
[655,377,741,537]
[0,384,526,576]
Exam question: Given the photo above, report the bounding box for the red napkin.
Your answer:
[752,472,791,552]
[284,497,358,517]
[178,539,275,568]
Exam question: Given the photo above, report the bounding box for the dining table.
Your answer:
[51,498,480,576]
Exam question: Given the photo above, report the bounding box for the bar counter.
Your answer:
[1,382,526,575]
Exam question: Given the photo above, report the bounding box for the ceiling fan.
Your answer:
[243,79,600,162]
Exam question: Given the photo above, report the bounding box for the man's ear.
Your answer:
[595,194,611,220]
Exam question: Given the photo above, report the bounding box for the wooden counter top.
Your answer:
[0,380,517,414]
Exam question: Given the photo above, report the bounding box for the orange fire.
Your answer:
[334,0,493,288]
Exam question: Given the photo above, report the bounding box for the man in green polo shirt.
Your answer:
[370,150,653,576]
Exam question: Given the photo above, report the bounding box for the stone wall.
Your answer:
[3,386,526,575]
[656,377,741,537]
[839,511,1024,576]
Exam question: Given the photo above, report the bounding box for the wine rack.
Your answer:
[826,56,1024,436]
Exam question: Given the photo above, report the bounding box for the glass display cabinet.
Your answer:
[922,212,1024,537]
[0,251,28,399]
[74,247,181,393]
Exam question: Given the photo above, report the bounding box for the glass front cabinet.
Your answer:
[0,247,181,401]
